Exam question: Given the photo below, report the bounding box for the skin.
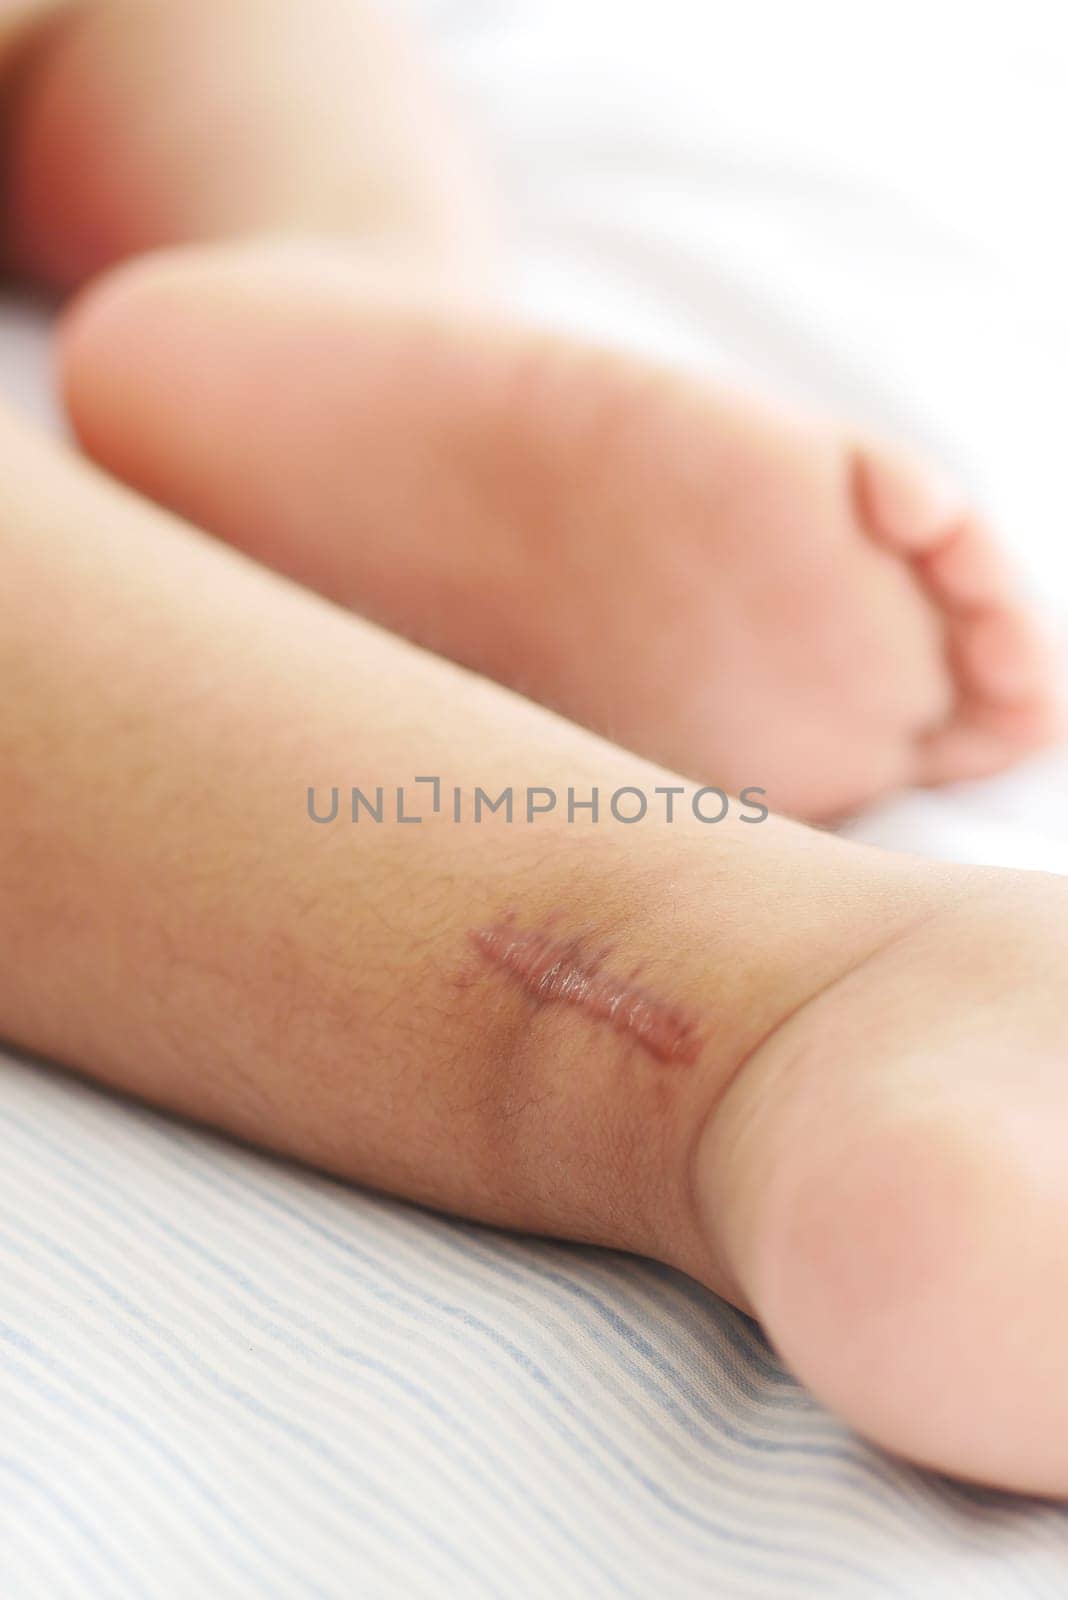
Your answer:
[0,0,1066,1493]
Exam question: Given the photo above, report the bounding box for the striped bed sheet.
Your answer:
[3,1049,1068,1599]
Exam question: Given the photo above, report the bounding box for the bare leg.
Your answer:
[3,398,1068,1493]
[0,0,497,293]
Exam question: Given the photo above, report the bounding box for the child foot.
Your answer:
[61,244,1060,820]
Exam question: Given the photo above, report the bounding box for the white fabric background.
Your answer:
[2,2,1068,1594]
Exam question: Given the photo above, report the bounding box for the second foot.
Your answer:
[61,243,1061,820]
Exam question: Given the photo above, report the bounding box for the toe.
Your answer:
[913,517,1010,610]
[915,585,1062,782]
[851,445,964,552]
[917,581,1062,786]
[949,605,1054,706]
[915,699,1063,787]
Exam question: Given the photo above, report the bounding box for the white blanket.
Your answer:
[3,2,1068,1594]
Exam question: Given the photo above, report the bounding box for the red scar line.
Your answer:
[469,916,701,1065]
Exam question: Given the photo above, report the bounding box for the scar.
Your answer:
[469,916,701,1065]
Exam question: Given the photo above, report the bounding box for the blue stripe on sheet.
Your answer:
[2,1050,1068,1600]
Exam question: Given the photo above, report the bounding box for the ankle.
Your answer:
[492,822,946,1289]
[671,843,971,1301]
